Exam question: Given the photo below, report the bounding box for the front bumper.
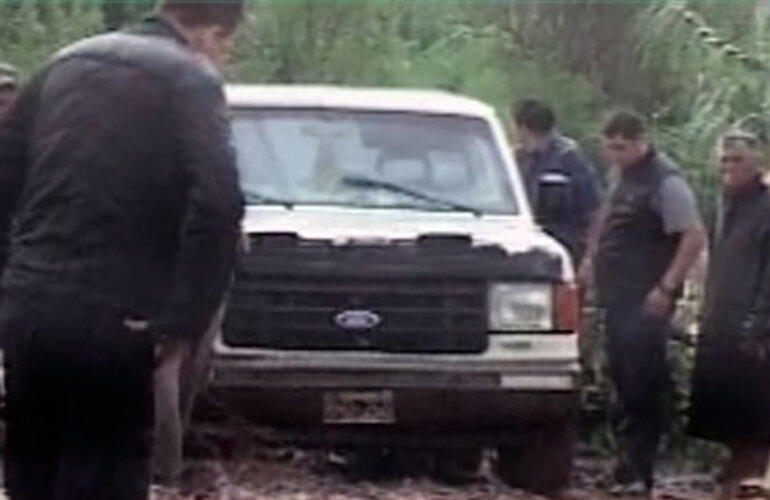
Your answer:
[198,343,580,444]
[210,354,579,391]
[209,333,580,392]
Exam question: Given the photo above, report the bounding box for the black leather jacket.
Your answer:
[0,17,243,341]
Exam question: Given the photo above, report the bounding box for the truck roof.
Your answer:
[225,84,496,120]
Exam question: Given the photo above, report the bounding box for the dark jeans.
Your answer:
[604,302,671,488]
[0,299,155,500]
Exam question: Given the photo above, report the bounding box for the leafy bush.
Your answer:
[0,2,102,77]
[230,2,602,146]
[637,0,770,210]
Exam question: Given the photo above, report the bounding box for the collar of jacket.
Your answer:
[527,131,561,156]
[621,145,657,180]
[133,14,190,47]
[723,175,766,203]
[518,132,564,171]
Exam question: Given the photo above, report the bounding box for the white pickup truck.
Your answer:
[198,85,581,495]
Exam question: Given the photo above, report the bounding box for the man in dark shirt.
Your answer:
[689,130,770,500]
[512,99,602,264]
[0,1,245,498]
[584,110,706,496]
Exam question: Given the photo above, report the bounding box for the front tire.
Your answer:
[431,448,483,485]
[495,420,576,496]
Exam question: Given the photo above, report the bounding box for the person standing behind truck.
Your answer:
[688,130,770,500]
[582,110,706,497]
[0,63,19,123]
[0,1,245,498]
[512,98,602,265]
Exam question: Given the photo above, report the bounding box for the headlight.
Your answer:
[489,283,553,331]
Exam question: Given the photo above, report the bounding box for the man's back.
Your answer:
[0,5,245,498]
[1,19,241,325]
[516,133,601,262]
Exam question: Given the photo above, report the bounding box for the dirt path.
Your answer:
[0,442,720,500]
[145,453,718,500]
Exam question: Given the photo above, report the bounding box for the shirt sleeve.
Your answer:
[149,75,244,342]
[655,175,702,234]
[0,72,44,273]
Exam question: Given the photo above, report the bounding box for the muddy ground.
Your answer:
[0,446,731,499]
[145,449,721,500]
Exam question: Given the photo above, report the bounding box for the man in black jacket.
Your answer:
[689,130,770,500]
[0,63,18,123]
[0,2,244,499]
[512,99,602,265]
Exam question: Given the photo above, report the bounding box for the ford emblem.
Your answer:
[334,309,381,330]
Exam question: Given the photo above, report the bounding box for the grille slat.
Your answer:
[227,305,484,315]
[235,282,483,296]
[223,272,488,353]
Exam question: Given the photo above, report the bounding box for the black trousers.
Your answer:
[0,299,155,500]
[604,302,671,488]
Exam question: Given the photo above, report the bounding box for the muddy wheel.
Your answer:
[431,448,483,485]
[335,448,400,481]
[495,420,576,496]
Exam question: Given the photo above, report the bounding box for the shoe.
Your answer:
[609,480,652,498]
[613,462,635,484]
[737,479,770,499]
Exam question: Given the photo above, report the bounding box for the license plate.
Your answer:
[322,390,395,424]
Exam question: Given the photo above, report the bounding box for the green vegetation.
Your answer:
[4,1,761,203]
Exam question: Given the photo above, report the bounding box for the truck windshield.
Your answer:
[231,108,519,215]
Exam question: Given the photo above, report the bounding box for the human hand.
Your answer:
[577,258,594,290]
[644,286,673,318]
[739,314,770,360]
[124,318,180,365]
[740,335,770,360]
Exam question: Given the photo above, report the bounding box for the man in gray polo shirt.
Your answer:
[582,110,706,496]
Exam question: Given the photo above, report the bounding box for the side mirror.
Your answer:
[536,172,572,223]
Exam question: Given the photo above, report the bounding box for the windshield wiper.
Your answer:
[341,175,483,217]
[244,191,294,209]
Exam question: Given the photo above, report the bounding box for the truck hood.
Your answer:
[242,206,573,278]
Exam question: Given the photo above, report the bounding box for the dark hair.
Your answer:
[602,109,647,139]
[159,0,245,33]
[512,99,556,135]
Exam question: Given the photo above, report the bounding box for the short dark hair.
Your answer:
[602,109,647,140]
[512,99,556,135]
[159,0,245,33]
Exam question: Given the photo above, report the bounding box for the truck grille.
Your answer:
[222,273,488,353]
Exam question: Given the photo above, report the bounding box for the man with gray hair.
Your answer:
[0,63,18,123]
[689,130,770,500]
